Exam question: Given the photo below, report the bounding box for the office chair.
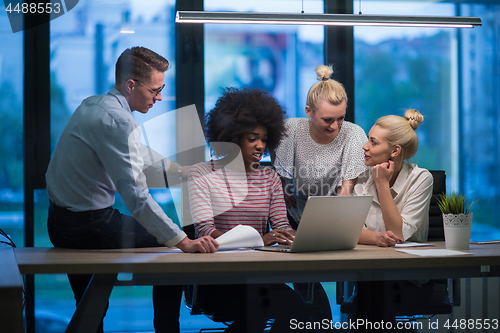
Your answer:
[182,224,319,332]
[182,225,275,332]
[181,224,237,332]
[183,285,236,332]
[336,170,459,321]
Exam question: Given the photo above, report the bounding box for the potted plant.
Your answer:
[437,192,476,250]
[437,192,475,215]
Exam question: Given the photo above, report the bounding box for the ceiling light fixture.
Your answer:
[175,11,482,28]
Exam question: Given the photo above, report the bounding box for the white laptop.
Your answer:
[255,196,373,253]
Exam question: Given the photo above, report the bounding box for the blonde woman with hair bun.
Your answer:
[274,64,367,223]
[350,109,435,331]
[353,109,433,246]
[272,65,367,331]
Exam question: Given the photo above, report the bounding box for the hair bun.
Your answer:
[404,109,423,130]
[315,65,333,82]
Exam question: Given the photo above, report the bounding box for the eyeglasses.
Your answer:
[133,79,165,96]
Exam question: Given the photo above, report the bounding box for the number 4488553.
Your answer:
[5,2,62,14]
[444,319,499,330]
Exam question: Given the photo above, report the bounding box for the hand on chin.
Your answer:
[371,160,394,185]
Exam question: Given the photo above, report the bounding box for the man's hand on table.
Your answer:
[176,236,219,253]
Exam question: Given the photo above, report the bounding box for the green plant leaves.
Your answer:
[437,191,476,214]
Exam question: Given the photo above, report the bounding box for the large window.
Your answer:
[0,9,24,247]
[204,0,324,119]
[458,3,500,240]
[354,1,457,183]
[353,1,500,241]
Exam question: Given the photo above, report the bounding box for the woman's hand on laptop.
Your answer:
[262,229,296,246]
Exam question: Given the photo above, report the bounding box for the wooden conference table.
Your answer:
[13,242,500,333]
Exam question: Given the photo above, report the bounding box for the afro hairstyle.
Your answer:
[205,87,286,157]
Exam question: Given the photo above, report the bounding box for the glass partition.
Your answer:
[13,0,500,331]
[44,1,185,332]
[0,9,24,248]
[458,3,500,240]
[353,1,500,240]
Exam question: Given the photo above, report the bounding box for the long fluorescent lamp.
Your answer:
[176,11,482,28]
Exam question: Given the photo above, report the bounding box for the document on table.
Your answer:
[397,248,471,256]
[395,242,434,248]
[159,225,264,253]
[216,224,264,251]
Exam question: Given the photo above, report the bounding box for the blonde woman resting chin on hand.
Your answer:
[353,109,433,247]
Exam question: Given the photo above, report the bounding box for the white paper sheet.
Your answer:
[396,248,471,256]
[216,224,264,251]
[395,242,434,248]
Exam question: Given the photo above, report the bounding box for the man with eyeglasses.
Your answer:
[46,46,219,333]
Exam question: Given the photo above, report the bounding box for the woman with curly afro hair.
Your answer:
[205,87,286,164]
[187,87,315,333]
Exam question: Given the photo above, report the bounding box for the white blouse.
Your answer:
[353,163,433,242]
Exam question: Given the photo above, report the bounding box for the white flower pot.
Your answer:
[443,213,472,250]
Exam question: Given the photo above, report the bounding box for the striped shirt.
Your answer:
[188,161,292,237]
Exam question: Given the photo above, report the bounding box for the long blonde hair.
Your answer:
[375,109,424,161]
[306,65,347,111]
